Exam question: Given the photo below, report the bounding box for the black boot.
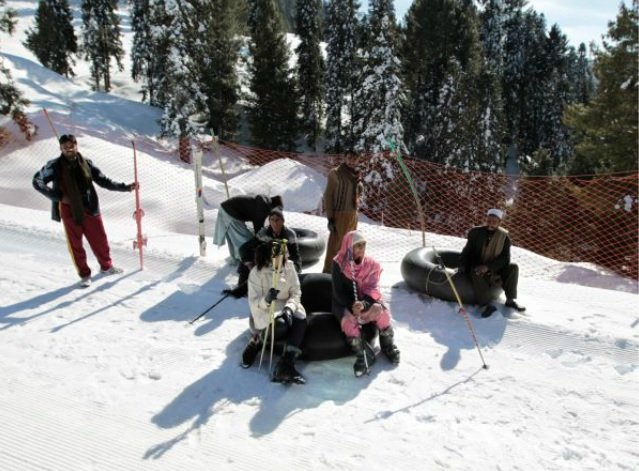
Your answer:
[241,334,262,368]
[272,346,305,384]
[229,263,251,298]
[379,327,400,364]
[348,336,376,377]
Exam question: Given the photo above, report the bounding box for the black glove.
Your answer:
[327,218,336,233]
[280,306,294,327]
[265,287,279,304]
[456,267,465,275]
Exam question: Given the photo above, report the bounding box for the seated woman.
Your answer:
[241,240,307,384]
[331,230,400,377]
[224,207,301,298]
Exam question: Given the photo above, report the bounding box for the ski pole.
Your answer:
[349,247,369,374]
[189,291,231,324]
[258,239,287,372]
[432,247,489,370]
[42,108,59,139]
[211,131,230,199]
[388,138,426,247]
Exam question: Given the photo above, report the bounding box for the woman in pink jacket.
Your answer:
[331,230,400,377]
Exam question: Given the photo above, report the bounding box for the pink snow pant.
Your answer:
[340,303,392,338]
[60,203,113,278]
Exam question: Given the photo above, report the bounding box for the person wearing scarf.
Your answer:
[459,208,526,317]
[243,241,307,384]
[331,230,400,377]
[32,134,135,286]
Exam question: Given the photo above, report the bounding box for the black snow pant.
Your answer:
[471,263,519,306]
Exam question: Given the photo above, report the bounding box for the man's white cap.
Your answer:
[487,208,504,219]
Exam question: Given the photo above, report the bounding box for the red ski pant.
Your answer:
[60,203,113,278]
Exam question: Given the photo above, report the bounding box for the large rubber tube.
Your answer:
[293,228,325,268]
[400,247,501,305]
[298,273,376,361]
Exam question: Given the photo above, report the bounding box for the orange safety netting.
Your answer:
[210,140,639,280]
[4,118,637,282]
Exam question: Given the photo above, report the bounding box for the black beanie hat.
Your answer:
[59,134,77,145]
[269,207,284,221]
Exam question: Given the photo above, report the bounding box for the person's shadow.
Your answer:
[389,282,507,370]
[0,283,78,330]
[144,331,380,459]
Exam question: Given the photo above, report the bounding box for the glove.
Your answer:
[456,267,465,275]
[128,182,138,192]
[280,306,294,327]
[265,287,279,304]
[327,218,336,233]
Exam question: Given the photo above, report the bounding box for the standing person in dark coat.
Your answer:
[459,208,526,317]
[322,150,363,273]
[213,194,283,262]
[32,134,136,287]
[223,207,301,298]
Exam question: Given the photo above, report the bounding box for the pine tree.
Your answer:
[565,0,638,174]
[158,0,207,140]
[0,3,25,115]
[24,0,77,77]
[131,0,153,100]
[193,0,243,140]
[247,0,299,151]
[0,1,33,139]
[402,0,485,169]
[131,0,173,107]
[353,0,405,156]
[324,0,360,153]
[538,24,573,171]
[476,0,506,170]
[572,43,595,104]
[501,0,527,152]
[0,1,23,116]
[295,0,324,151]
[80,0,124,92]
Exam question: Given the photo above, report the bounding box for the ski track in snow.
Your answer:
[1,226,637,470]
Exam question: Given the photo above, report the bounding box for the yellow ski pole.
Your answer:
[432,247,489,369]
[258,239,287,373]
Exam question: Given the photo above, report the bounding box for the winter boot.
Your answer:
[241,334,262,369]
[348,336,376,377]
[272,346,305,384]
[379,327,400,364]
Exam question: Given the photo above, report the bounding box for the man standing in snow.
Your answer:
[32,134,135,287]
[322,150,363,273]
[459,208,526,317]
[213,194,283,263]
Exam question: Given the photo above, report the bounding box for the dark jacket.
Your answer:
[331,261,377,320]
[239,225,302,272]
[32,154,131,222]
[459,226,511,274]
[220,195,276,234]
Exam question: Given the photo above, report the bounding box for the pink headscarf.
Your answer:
[333,231,383,301]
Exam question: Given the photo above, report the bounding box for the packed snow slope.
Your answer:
[1,3,638,470]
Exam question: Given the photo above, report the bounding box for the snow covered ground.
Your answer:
[1,2,638,470]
